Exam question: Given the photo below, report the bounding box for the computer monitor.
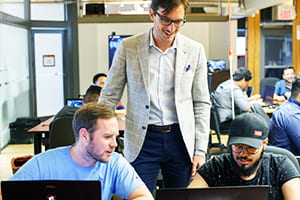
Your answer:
[108,34,131,68]
[155,185,269,200]
[207,59,226,73]
[65,98,83,108]
[1,180,101,200]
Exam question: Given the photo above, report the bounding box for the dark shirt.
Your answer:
[49,106,78,129]
[269,98,300,155]
[55,105,79,119]
[197,152,300,200]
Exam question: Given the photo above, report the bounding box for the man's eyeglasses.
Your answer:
[231,144,259,155]
[156,12,186,27]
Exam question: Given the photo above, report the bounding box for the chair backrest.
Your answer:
[265,145,300,173]
[48,116,75,149]
[260,77,280,96]
[207,97,228,159]
[209,69,230,92]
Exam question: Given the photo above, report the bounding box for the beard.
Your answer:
[230,151,264,177]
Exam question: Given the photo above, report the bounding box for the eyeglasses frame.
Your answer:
[231,144,260,155]
[155,12,186,27]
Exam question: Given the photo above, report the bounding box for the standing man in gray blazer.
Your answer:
[99,0,211,193]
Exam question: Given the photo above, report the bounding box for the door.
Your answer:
[33,31,64,117]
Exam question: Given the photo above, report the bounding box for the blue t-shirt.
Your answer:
[274,79,291,97]
[269,98,300,155]
[9,146,144,200]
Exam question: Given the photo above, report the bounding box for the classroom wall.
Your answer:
[78,21,237,102]
[0,24,31,149]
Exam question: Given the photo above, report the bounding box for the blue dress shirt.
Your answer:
[269,98,300,155]
[274,79,291,97]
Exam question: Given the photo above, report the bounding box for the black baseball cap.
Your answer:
[228,112,269,148]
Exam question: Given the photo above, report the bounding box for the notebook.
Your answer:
[155,185,269,200]
[65,98,83,108]
[1,180,101,200]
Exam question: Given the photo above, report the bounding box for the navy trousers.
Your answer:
[131,126,192,193]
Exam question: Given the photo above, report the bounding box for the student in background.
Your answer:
[92,73,107,88]
[99,0,211,193]
[92,72,126,111]
[212,67,263,130]
[269,76,300,155]
[7,104,153,200]
[273,66,295,102]
[190,112,300,200]
[54,85,101,120]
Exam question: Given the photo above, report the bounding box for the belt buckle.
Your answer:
[162,125,171,133]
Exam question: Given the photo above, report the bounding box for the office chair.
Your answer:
[265,145,300,173]
[260,77,280,97]
[207,103,228,159]
[48,116,75,149]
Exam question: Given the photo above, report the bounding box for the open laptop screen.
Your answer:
[1,180,101,200]
[246,86,254,97]
[263,85,275,104]
[155,185,269,200]
[65,98,83,108]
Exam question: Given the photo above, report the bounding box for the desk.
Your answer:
[27,116,54,154]
[262,105,279,118]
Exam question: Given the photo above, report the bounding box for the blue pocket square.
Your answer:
[183,64,191,72]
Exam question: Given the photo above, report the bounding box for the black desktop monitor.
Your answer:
[108,34,131,68]
[155,185,269,200]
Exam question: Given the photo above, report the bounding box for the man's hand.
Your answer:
[191,154,205,178]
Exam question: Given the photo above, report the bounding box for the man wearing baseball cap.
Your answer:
[190,112,300,200]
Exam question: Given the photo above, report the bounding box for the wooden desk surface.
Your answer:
[262,105,278,114]
[28,116,54,133]
[27,116,54,154]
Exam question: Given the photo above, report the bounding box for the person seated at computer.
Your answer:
[6,103,153,200]
[42,86,102,150]
[54,85,101,120]
[92,73,107,88]
[189,112,300,200]
[273,66,295,103]
[92,72,126,111]
[269,75,300,156]
[212,67,263,130]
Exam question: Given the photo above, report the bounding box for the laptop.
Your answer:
[262,85,275,105]
[155,185,269,200]
[1,180,101,200]
[65,98,83,108]
[246,86,254,97]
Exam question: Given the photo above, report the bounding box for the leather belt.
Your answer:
[147,124,179,133]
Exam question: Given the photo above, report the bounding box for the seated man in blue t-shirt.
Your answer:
[6,103,153,200]
[274,66,295,102]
